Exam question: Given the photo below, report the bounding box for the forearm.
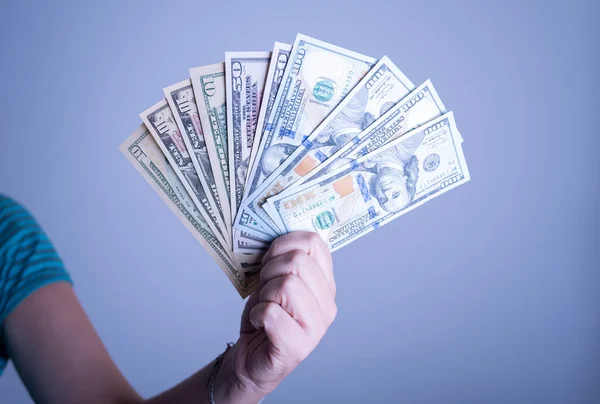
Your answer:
[145,357,216,404]
[6,283,261,404]
[5,283,142,404]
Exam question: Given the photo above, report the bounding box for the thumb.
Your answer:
[240,290,261,334]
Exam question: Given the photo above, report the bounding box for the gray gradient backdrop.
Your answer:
[0,1,598,403]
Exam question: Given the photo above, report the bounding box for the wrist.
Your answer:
[212,343,264,404]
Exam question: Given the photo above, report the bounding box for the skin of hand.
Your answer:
[3,231,335,404]
[214,231,337,403]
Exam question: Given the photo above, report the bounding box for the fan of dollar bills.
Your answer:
[120,34,470,297]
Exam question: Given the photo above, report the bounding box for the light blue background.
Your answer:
[1,1,598,403]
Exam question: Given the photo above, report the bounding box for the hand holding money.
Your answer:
[212,232,336,402]
[120,33,470,297]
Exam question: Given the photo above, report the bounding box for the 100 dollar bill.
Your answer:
[119,125,257,298]
[235,230,270,251]
[245,56,414,231]
[267,80,448,231]
[236,33,377,236]
[302,80,447,185]
[265,112,469,251]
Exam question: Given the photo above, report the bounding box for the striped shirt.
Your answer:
[0,195,72,375]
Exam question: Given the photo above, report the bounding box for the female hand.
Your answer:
[217,231,337,403]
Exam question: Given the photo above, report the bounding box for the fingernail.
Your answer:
[250,317,261,330]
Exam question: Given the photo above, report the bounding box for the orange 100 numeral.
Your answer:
[283,190,318,209]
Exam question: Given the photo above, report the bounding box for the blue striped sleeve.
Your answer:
[0,195,72,375]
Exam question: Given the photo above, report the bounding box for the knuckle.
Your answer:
[267,238,281,256]
[306,231,323,247]
[273,286,287,307]
[285,250,307,270]
[276,275,299,307]
[280,274,300,294]
[259,262,272,284]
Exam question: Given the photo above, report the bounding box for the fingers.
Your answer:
[259,274,324,333]
[240,291,261,334]
[260,251,336,324]
[249,302,311,363]
[262,231,335,296]
[248,231,338,365]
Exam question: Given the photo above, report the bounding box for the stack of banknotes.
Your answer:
[120,34,470,297]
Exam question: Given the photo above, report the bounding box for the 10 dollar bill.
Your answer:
[120,125,258,297]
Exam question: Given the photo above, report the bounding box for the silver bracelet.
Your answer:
[208,342,264,404]
[208,342,235,404]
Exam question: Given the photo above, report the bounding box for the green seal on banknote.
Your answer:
[314,211,335,230]
[313,79,335,102]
